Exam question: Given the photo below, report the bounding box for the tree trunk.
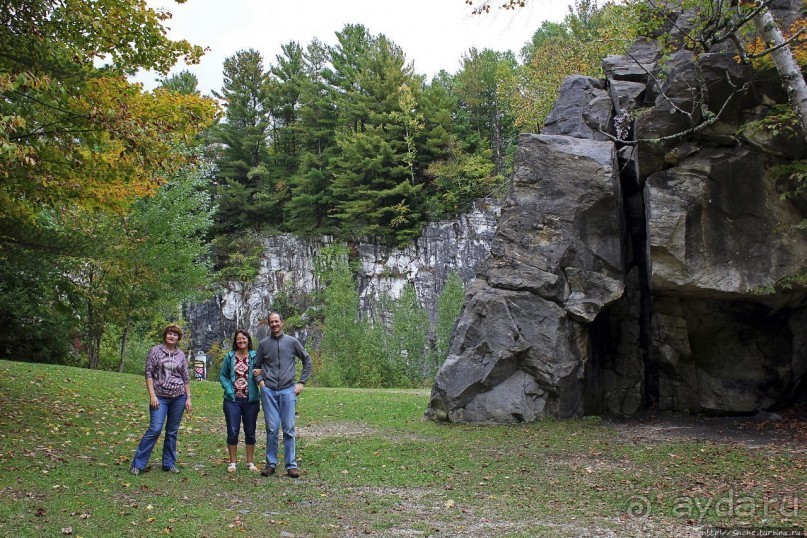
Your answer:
[753,3,807,145]
[86,299,99,369]
[117,321,130,373]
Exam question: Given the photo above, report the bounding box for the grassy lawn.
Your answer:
[0,359,804,537]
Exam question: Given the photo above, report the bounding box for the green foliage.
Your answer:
[417,71,458,168]
[315,246,434,388]
[90,161,213,369]
[778,164,807,207]
[453,48,519,174]
[99,322,157,375]
[285,38,340,235]
[206,23,525,248]
[0,240,80,362]
[424,148,507,218]
[325,26,429,245]
[206,340,225,382]
[268,285,312,332]
[433,272,466,371]
[741,105,800,139]
[19,158,215,370]
[329,124,424,244]
[158,70,200,95]
[0,0,216,368]
[355,319,389,388]
[213,232,263,284]
[761,268,807,292]
[0,0,217,246]
[503,0,636,131]
[315,246,361,386]
[209,48,275,253]
[388,284,430,386]
[267,41,306,180]
[635,0,752,55]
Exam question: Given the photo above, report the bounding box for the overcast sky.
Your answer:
[132,0,572,96]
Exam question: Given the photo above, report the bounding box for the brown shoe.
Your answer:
[260,465,276,477]
[287,468,300,478]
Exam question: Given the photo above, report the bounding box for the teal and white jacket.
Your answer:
[219,349,260,403]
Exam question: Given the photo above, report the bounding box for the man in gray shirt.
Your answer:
[253,312,312,478]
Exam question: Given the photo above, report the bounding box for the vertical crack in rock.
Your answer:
[428,3,807,422]
[426,131,625,423]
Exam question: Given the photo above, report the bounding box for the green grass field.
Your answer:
[0,359,804,537]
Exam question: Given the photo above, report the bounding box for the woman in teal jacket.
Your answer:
[219,329,260,473]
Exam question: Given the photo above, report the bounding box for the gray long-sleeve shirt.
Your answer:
[254,333,312,390]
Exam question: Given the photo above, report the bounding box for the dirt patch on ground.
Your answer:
[299,421,380,440]
[608,407,807,451]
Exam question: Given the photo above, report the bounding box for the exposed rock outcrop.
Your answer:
[427,135,624,423]
[188,6,806,422]
[184,200,500,354]
[426,8,807,422]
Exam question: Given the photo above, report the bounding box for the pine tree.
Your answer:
[268,41,306,181]
[326,25,426,244]
[157,70,200,95]
[285,38,340,235]
[211,49,273,239]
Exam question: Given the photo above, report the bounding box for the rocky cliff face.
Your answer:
[188,5,805,423]
[426,9,807,422]
[184,199,500,355]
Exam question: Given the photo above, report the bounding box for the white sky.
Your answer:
[132,0,572,96]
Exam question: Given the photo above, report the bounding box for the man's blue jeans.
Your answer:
[132,394,186,470]
[260,385,297,469]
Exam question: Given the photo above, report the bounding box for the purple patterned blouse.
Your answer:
[145,344,189,398]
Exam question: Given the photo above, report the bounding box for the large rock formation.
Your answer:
[184,200,500,354]
[426,135,625,423]
[188,5,805,422]
[426,9,807,422]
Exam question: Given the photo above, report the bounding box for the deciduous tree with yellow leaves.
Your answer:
[0,0,217,250]
[0,0,218,365]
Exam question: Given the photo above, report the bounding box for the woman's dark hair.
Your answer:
[231,329,253,351]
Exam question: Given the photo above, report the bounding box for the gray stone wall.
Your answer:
[184,199,500,355]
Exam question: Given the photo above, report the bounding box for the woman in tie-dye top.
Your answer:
[219,329,260,473]
[130,324,192,475]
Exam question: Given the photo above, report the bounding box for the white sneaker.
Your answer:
[246,462,258,472]
[227,462,237,473]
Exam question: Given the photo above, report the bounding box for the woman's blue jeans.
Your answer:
[260,386,297,469]
[223,397,260,445]
[132,394,186,470]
